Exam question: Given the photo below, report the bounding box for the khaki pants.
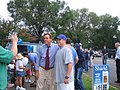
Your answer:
[36,67,55,90]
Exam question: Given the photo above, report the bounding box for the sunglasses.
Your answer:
[57,39,62,41]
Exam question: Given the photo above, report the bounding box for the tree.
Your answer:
[0,18,14,47]
[7,0,68,40]
[89,14,120,50]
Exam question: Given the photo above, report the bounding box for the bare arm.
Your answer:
[64,62,72,84]
[11,34,18,57]
[66,62,72,77]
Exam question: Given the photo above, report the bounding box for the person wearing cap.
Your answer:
[55,34,74,90]
[15,53,26,90]
[74,43,85,90]
[0,34,18,90]
[35,33,59,90]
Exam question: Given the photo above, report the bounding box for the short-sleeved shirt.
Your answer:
[71,46,78,65]
[16,60,24,71]
[55,46,74,83]
[0,46,13,90]
[115,46,120,59]
[28,53,37,64]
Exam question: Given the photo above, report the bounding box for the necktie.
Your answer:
[45,46,50,70]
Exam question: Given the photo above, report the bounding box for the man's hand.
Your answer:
[64,78,69,84]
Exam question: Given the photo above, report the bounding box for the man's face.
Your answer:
[44,35,52,45]
[57,39,64,46]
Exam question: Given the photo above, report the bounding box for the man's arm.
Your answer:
[66,62,72,77]
[64,62,72,84]
[0,34,18,63]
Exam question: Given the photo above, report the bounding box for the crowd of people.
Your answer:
[0,33,94,90]
[1,33,120,90]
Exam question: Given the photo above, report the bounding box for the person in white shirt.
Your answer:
[115,42,120,83]
[15,53,26,90]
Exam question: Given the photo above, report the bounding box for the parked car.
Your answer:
[94,50,102,57]
[108,49,116,58]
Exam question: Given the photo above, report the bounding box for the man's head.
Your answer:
[66,38,71,44]
[44,33,52,46]
[104,45,106,49]
[56,34,67,46]
[75,43,80,50]
[115,42,120,48]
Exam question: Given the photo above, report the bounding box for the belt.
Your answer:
[40,66,54,70]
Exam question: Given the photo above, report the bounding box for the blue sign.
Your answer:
[93,65,110,90]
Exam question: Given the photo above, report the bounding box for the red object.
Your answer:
[26,69,31,75]
[45,46,50,70]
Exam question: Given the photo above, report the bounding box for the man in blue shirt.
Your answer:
[28,52,37,87]
[74,43,85,90]
[66,38,78,67]
[35,33,59,90]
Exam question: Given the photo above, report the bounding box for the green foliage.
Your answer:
[0,30,8,47]
[0,18,15,47]
[90,15,120,50]
[2,0,120,49]
[7,0,68,40]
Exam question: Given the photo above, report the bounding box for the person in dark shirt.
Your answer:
[74,43,85,90]
[83,49,89,71]
[102,45,108,65]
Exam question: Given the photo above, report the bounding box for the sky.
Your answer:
[0,0,120,20]
[63,0,120,17]
[0,0,10,19]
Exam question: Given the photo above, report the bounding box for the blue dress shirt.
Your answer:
[35,43,59,70]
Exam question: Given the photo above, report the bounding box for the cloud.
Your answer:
[63,0,120,17]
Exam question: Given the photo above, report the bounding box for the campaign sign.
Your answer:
[93,65,110,90]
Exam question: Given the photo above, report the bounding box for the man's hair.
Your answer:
[115,42,120,46]
[66,38,71,44]
[44,33,52,39]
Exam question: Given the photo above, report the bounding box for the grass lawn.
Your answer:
[83,73,119,90]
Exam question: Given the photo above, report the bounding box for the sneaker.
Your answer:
[32,73,35,76]
[16,86,20,90]
[8,83,14,88]
[28,79,31,83]
[25,79,28,83]
[19,87,26,90]
[30,82,36,87]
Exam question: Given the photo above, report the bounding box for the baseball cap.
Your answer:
[56,34,67,40]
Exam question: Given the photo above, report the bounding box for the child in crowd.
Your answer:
[22,53,31,83]
[15,53,26,90]
[7,60,15,88]
[25,62,31,83]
